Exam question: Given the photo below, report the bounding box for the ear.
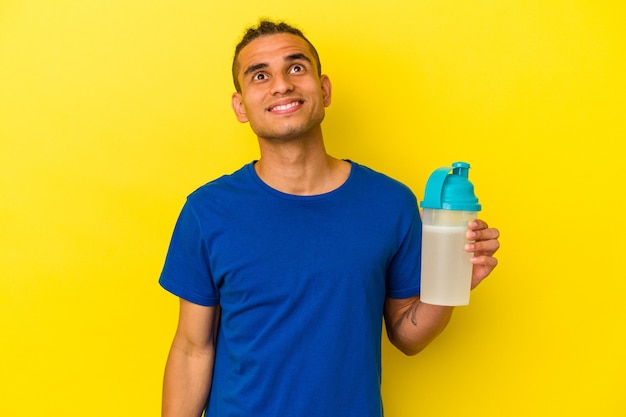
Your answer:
[231,92,249,123]
[320,75,332,107]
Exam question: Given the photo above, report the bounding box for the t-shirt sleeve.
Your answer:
[159,200,219,306]
[385,197,422,299]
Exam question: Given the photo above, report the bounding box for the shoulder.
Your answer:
[187,163,254,203]
[349,162,417,204]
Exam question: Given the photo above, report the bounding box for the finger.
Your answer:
[470,256,499,287]
[467,227,500,242]
[468,219,488,230]
[471,254,499,268]
[466,238,500,255]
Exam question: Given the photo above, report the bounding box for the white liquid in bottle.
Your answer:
[420,224,473,306]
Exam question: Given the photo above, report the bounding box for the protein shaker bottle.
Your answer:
[419,162,481,306]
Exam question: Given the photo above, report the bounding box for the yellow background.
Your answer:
[1,1,625,416]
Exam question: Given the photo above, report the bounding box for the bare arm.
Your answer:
[384,219,500,356]
[162,299,219,417]
[384,296,454,355]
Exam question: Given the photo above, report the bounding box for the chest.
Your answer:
[204,199,400,311]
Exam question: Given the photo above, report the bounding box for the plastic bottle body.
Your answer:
[420,208,476,306]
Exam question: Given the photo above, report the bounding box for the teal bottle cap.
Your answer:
[420,162,482,211]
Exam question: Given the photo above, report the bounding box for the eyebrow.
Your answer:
[243,63,268,77]
[285,53,312,64]
[243,53,313,77]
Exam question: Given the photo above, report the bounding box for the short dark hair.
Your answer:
[232,20,322,92]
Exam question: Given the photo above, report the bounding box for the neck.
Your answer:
[255,134,350,196]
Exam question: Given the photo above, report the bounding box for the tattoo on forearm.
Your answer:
[407,302,419,326]
[394,301,420,332]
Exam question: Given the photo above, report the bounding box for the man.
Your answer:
[160,20,500,417]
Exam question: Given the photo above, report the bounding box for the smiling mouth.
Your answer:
[268,101,303,113]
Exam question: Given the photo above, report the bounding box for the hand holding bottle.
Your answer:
[466,219,500,290]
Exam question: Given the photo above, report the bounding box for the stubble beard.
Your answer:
[253,112,326,144]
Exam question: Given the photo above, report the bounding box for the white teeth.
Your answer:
[271,102,299,112]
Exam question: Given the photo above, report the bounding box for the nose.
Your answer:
[270,73,294,95]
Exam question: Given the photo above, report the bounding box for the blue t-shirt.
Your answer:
[159,161,422,417]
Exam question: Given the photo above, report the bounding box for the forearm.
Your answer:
[385,297,454,356]
[162,343,215,417]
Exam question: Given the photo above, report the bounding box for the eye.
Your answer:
[290,64,304,74]
[253,72,268,81]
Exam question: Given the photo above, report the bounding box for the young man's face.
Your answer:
[231,33,331,142]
